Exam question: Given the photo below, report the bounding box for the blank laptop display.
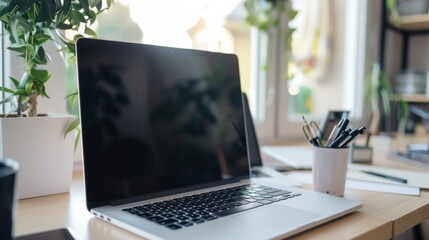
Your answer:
[76,38,361,240]
[78,39,248,208]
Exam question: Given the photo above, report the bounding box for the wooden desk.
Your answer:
[14,152,429,239]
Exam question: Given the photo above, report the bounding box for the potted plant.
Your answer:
[0,0,113,199]
[365,63,408,135]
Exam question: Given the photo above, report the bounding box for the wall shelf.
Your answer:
[394,93,429,103]
[389,14,429,32]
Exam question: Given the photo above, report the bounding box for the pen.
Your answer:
[337,118,350,133]
[329,119,349,146]
[326,121,342,146]
[329,128,351,148]
[338,127,366,148]
[360,170,408,184]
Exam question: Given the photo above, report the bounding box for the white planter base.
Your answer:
[0,115,75,199]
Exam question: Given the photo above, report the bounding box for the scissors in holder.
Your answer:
[302,116,322,146]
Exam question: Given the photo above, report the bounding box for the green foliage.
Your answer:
[386,0,400,23]
[0,0,113,116]
[364,63,408,133]
[243,0,297,51]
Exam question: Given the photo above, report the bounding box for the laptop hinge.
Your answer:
[109,176,250,206]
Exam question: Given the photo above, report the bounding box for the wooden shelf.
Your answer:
[394,93,429,103]
[389,14,429,31]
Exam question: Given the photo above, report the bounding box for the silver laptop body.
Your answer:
[76,38,362,240]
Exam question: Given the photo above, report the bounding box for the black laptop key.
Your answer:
[264,188,281,193]
[183,209,194,214]
[178,221,194,227]
[175,216,189,221]
[166,224,182,230]
[161,213,175,218]
[147,216,164,222]
[269,190,292,197]
[125,209,140,215]
[201,215,218,221]
[216,202,263,217]
[157,218,178,225]
[197,211,211,216]
[186,213,201,218]
[138,212,153,218]
[258,199,274,205]
[191,218,205,224]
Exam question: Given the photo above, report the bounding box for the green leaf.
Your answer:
[18,72,29,89]
[287,9,298,21]
[40,84,50,98]
[33,32,53,44]
[88,10,96,24]
[30,68,50,82]
[13,0,34,11]
[74,127,81,152]
[89,0,102,8]
[32,46,48,64]
[7,44,27,54]
[95,0,102,11]
[25,44,35,56]
[36,0,56,22]
[0,1,16,18]
[25,81,33,96]
[84,26,96,37]
[107,0,113,8]
[69,9,86,23]
[14,89,29,97]
[64,118,80,138]
[0,86,16,94]
[66,89,79,107]
[58,0,72,23]
[65,90,78,99]
[15,15,34,32]
[56,23,73,30]
[0,95,15,105]
[80,0,91,16]
[9,77,20,88]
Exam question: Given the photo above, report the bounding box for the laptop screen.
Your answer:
[76,39,249,208]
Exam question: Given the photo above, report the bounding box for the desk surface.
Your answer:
[14,149,429,240]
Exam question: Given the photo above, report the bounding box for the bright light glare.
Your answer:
[194,26,234,53]
[288,84,300,96]
[129,0,205,31]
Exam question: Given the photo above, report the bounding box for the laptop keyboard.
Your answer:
[122,184,301,230]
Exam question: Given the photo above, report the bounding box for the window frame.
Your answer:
[254,0,370,143]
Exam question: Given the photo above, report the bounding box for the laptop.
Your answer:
[76,38,362,240]
[260,146,313,170]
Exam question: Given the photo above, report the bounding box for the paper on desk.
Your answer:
[348,164,429,189]
[287,172,420,196]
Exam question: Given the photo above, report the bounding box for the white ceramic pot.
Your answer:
[0,114,75,199]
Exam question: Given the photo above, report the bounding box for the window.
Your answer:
[1,21,12,114]
[66,0,256,116]
[0,22,4,113]
[272,0,368,140]
[65,0,369,143]
[63,0,370,142]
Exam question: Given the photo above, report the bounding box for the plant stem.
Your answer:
[17,95,22,117]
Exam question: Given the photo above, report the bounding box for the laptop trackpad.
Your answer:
[232,204,320,232]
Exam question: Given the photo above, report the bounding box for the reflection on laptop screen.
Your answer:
[77,39,249,207]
